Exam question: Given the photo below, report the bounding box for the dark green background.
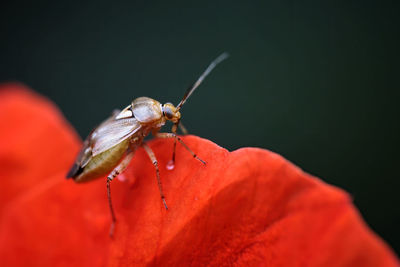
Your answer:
[1,0,399,253]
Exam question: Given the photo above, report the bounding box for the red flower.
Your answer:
[0,83,398,267]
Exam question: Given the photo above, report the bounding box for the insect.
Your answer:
[66,52,229,236]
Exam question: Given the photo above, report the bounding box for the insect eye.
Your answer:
[162,105,174,119]
[165,108,174,119]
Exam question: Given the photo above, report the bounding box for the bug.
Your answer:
[66,52,229,236]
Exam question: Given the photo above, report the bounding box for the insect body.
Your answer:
[66,53,229,236]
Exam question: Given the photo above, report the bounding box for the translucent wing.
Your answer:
[66,138,92,178]
[91,116,141,157]
[66,110,141,179]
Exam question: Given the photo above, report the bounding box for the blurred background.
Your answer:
[1,0,399,253]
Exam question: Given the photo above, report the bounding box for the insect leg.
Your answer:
[155,133,206,165]
[178,122,188,135]
[171,124,178,165]
[142,142,168,210]
[169,122,188,165]
[169,121,189,165]
[107,151,134,237]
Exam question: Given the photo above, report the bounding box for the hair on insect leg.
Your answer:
[142,142,168,210]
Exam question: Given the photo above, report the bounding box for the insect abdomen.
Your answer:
[74,139,130,183]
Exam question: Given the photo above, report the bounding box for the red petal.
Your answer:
[0,83,81,212]
[0,84,398,266]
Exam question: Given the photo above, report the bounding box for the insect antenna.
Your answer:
[176,52,229,111]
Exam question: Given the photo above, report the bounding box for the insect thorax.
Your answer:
[131,97,163,124]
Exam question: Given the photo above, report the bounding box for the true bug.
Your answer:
[66,53,229,236]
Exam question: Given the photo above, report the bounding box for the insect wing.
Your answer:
[66,138,92,178]
[91,116,141,157]
[66,111,138,178]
